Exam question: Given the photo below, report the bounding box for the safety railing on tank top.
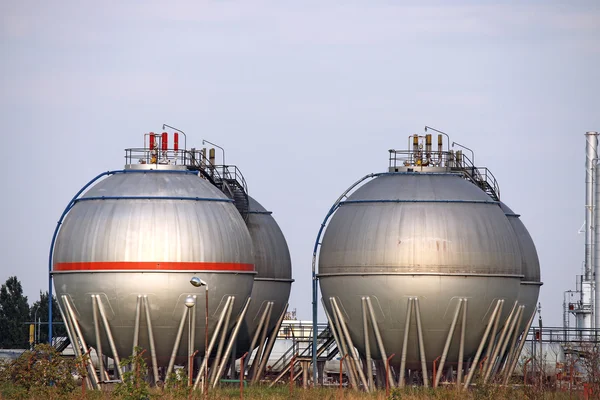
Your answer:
[213,164,249,198]
[388,149,501,201]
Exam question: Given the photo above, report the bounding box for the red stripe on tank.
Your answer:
[53,261,254,272]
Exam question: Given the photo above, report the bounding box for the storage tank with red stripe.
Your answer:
[50,133,255,380]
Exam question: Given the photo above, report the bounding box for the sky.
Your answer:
[1,1,599,327]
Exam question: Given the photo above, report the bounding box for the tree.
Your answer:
[0,276,29,349]
[29,291,66,345]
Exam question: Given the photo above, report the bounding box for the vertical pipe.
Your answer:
[435,299,462,387]
[414,298,429,388]
[167,307,189,379]
[91,296,105,382]
[593,140,600,330]
[194,296,233,390]
[213,297,252,387]
[585,132,598,329]
[142,296,160,384]
[361,298,373,391]
[188,307,193,386]
[331,298,369,391]
[399,298,413,388]
[365,297,394,387]
[457,299,468,386]
[328,298,359,390]
[254,304,288,384]
[463,299,502,390]
[210,297,235,385]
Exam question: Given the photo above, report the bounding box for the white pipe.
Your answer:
[585,132,598,330]
[593,134,600,330]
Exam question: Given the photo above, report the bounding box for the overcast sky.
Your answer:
[1,1,599,326]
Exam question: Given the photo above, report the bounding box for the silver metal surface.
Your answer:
[584,132,597,330]
[238,196,292,357]
[319,172,525,375]
[52,170,255,368]
[594,149,600,329]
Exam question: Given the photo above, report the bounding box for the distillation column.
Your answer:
[583,132,597,330]
[592,131,600,330]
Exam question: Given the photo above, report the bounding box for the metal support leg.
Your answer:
[254,303,288,384]
[60,296,93,389]
[503,310,536,385]
[64,296,99,389]
[482,299,504,376]
[501,305,525,380]
[492,304,523,380]
[132,295,141,354]
[414,298,429,388]
[167,307,188,379]
[95,295,123,379]
[399,298,413,388]
[365,297,394,388]
[463,299,502,390]
[328,298,359,390]
[250,302,273,382]
[362,298,373,391]
[193,296,233,390]
[142,296,160,384]
[92,295,105,383]
[244,301,270,372]
[210,297,234,386]
[484,300,518,382]
[213,297,251,387]
[331,297,369,391]
[435,299,463,387]
[457,299,468,386]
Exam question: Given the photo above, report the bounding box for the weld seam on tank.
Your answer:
[340,199,499,205]
[317,272,525,278]
[253,278,295,282]
[247,211,273,215]
[73,196,234,203]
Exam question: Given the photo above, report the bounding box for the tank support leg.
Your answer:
[485,300,518,382]
[463,299,502,390]
[193,296,233,390]
[457,299,468,387]
[166,306,188,379]
[361,298,374,391]
[500,305,524,379]
[209,297,235,386]
[365,297,394,388]
[482,299,505,375]
[331,297,369,391]
[213,297,252,387]
[243,301,270,372]
[414,298,429,387]
[94,295,123,379]
[254,303,288,384]
[250,302,273,382]
[435,299,463,387]
[503,310,536,385]
[490,304,523,380]
[60,295,95,389]
[399,298,413,387]
[142,296,160,384]
[132,295,141,358]
[328,297,359,390]
[64,295,99,389]
[188,299,197,386]
[91,295,105,382]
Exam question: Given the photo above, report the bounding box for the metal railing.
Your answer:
[388,149,500,201]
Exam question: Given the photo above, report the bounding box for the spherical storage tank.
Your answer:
[236,196,293,359]
[317,134,541,383]
[51,134,255,375]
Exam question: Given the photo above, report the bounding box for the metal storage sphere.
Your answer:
[237,196,292,355]
[52,166,255,367]
[318,172,523,369]
[499,201,542,334]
